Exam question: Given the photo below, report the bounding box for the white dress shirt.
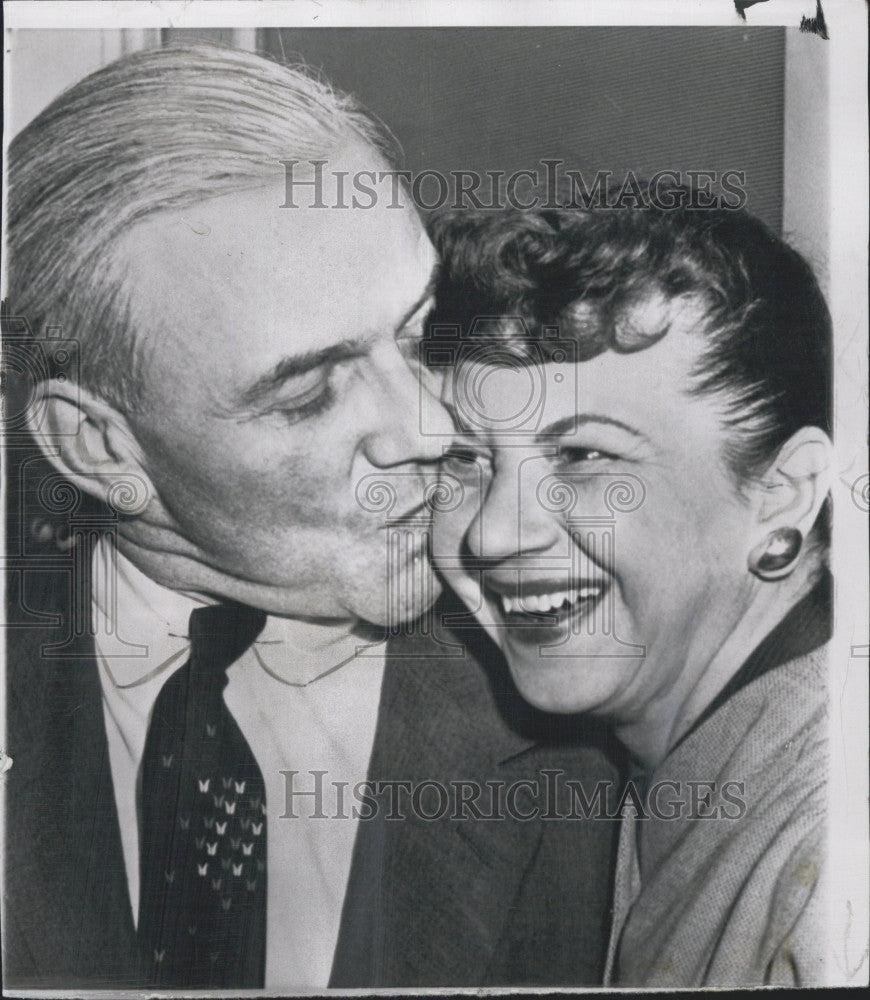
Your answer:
[91,538,386,989]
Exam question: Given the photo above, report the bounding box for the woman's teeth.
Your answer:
[499,586,602,616]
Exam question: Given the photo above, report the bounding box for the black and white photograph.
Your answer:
[2,0,867,993]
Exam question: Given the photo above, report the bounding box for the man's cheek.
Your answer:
[235,450,328,505]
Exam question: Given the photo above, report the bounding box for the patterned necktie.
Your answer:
[137,602,268,987]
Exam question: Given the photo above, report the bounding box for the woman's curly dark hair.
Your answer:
[426,189,832,493]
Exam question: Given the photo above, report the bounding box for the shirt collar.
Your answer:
[91,537,385,690]
[91,536,207,689]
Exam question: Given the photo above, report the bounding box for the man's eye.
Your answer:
[273,378,334,424]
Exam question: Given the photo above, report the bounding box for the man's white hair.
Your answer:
[6,43,397,408]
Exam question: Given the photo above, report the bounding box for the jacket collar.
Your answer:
[331,608,544,986]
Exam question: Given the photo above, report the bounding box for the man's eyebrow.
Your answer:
[235,338,369,409]
[535,414,648,443]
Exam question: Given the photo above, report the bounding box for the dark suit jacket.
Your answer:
[3,544,621,990]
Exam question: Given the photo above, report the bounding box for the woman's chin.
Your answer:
[503,648,622,716]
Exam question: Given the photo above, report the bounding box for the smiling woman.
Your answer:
[427,189,833,987]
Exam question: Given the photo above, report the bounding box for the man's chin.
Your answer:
[353,566,444,631]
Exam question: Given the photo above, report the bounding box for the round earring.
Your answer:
[747,527,803,580]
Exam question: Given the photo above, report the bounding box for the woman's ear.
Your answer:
[26,376,157,516]
[754,426,833,533]
[746,426,833,580]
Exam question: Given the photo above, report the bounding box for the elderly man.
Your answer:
[3,45,618,990]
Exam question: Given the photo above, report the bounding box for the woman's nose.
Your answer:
[465,458,562,562]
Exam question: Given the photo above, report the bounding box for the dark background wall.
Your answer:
[196,26,785,231]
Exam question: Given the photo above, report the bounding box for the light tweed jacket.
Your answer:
[605,580,831,988]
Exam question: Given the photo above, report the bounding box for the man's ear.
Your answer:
[27,377,157,516]
[751,425,833,538]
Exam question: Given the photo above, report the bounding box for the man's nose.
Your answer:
[466,460,561,562]
[361,352,455,467]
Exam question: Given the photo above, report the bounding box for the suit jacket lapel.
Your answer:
[331,617,544,987]
[5,563,140,986]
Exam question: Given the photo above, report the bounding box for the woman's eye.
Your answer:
[443,443,493,474]
[557,446,613,465]
[445,447,480,463]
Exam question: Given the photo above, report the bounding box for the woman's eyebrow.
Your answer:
[535,414,649,443]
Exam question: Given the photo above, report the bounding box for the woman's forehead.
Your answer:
[450,316,715,442]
